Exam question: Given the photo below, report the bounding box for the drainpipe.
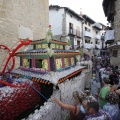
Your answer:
[81,21,84,48]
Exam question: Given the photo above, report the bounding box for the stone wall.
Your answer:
[114,0,120,41]
[23,70,91,120]
[110,0,120,68]
[0,0,49,68]
[110,48,120,68]
[0,0,49,48]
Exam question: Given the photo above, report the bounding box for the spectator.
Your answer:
[109,71,118,85]
[53,91,85,120]
[96,64,101,71]
[111,78,119,91]
[83,97,112,120]
[101,67,111,79]
[103,91,119,120]
[96,77,110,108]
[99,65,105,76]
[99,65,105,87]
[116,89,120,109]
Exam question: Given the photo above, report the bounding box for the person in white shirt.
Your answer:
[99,66,105,76]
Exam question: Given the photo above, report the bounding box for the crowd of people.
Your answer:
[91,56,120,119]
[52,55,120,120]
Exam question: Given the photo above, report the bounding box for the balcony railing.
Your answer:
[105,30,115,44]
[95,44,101,49]
[73,45,80,50]
[84,31,92,38]
[84,43,93,49]
[68,28,81,37]
[69,28,76,35]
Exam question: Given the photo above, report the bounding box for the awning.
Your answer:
[83,49,93,58]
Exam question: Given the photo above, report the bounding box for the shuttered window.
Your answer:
[112,50,118,57]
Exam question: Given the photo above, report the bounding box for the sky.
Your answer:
[49,0,108,25]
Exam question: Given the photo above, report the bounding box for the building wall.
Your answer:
[66,12,82,45]
[66,12,82,36]
[110,0,120,68]
[49,7,83,44]
[0,0,49,48]
[110,48,120,68]
[83,22,92,44]
[83,22,94,55]
[49,9,64,37]
[0,0,49,68]
[83,22,103,56]
[114,0,120,41]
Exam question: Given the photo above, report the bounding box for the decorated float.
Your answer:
[0,26,85,120]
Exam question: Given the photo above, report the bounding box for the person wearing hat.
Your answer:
[53,91,97,120]
[95,77,110,108]
[103,91,119,119]
[82,96,111,120]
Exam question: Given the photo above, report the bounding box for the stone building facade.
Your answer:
[111,0,120,68]
[0,0,49,68]
[0,0,49,48]
[103,0,120,68]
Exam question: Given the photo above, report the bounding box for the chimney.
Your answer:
[80,8,83,17]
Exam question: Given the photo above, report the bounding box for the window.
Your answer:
[85,39,87,43]
[96,40,98,44]
[85,21,87,24]
[77,40,80,45]
[85,27,87,31]
[35,59,48,70]
[85,39,90,43]
[112,50,118,57]
[69,23,73,34]
[88,23,91,26]
[69,23,73,29]
[35,59,42,68]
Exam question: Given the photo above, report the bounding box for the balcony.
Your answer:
[105,30,115,44]
[73,45,80,50]
[92,23,102,30]
[95,44,101,49]
[84,43,93,49]
[84,31,92,38]
[69,28,76,35]
[68,28,81,37]
[94,34,101,40]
